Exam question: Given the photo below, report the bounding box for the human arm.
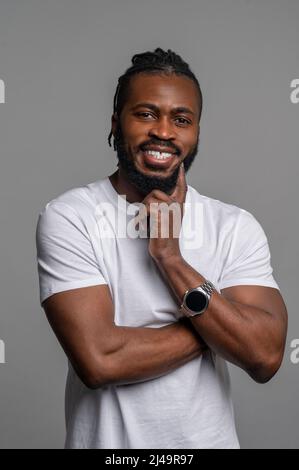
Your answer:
[138,165,288,383]
[154,255,287,383]
[36,200,205,390]
[42,284,205,389]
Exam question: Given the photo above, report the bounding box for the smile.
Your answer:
[145,150,173,160]
[140,149,177,168]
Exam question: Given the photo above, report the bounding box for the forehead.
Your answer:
[124,73,200,116]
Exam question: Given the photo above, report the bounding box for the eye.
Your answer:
[175,117,191,126]
[135,112,155,119]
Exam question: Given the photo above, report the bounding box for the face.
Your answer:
[112,73,201,195]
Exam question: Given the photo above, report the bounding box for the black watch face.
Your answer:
[185,290,208,313]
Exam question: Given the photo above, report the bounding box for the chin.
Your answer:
[127,164,180,195]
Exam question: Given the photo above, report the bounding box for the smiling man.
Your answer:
[36,48,288,449]
[108,69,200,197]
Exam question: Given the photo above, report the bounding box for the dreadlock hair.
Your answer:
[108,48,202,150]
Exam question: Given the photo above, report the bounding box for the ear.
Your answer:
[111,113,118,137]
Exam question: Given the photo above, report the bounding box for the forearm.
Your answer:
[154,255,281,380]
[100,319,206,387]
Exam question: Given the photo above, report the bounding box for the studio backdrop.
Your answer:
[0,0,298,449]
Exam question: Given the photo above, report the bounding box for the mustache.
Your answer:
[114,126,181,156]
[140,139,180,155]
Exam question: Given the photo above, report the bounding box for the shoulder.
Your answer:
[37,178,107,221]
[186,184,245,224]
[36,178,109,238]
[186,184,266,241]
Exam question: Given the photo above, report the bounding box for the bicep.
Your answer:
[43,284,116,387]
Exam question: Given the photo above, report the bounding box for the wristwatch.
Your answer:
[180,280,216,317]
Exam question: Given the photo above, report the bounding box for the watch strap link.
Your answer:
[200,280,216,296]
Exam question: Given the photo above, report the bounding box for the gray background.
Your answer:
[0,0,298,449]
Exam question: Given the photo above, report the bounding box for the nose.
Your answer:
[148,116,176,141]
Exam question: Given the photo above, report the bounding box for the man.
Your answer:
[36,48,288,449]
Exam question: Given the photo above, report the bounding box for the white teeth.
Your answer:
[145,150,173,160]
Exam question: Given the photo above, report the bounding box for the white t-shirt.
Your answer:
[36,177,279,449]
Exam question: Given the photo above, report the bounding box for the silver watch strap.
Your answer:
[200,280,216,296]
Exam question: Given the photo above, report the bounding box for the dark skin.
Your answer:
[109,73,201,202]
[42,73,287,389]
[110,73,288,382]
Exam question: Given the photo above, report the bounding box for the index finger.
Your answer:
[170,163,187,202]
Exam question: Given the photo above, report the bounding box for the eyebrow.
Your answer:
[131,102,195,117]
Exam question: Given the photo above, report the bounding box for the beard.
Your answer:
[113,125,199,196]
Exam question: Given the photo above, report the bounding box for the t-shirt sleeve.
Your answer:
[36,201,108,306]
[218,209,280,290]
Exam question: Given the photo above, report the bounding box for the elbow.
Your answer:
[82,373,106,390]
[75,356,113,390]
[247,349,284,384]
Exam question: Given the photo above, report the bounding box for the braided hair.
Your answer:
[108,48,202,150]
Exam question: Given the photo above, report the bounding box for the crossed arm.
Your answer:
[43,254,287,389]
[154,255,288,384]
[43,284,205,389]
